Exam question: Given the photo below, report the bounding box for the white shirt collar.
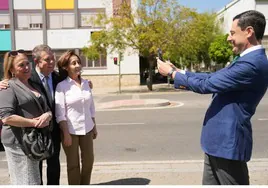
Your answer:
[240,45,263,57]
[35,67,52,80]
[66,76,85,84]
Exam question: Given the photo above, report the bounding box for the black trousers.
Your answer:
[202,153,249,185]
[39,137,61,185]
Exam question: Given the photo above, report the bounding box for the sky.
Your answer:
[178,0,233,13]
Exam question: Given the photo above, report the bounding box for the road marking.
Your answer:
[258,118,268,121]
[98,122,145,126]
[1,158,268,174]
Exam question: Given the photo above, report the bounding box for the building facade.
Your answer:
[217,0,268,53]
[0,0,140,87]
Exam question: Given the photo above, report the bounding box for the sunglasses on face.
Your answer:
[8,49,25,57]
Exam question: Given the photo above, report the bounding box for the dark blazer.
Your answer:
[30,68,61,140]
[0,78,50,145]
[174,48,268,161]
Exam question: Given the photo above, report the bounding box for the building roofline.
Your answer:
[217,0,240,15]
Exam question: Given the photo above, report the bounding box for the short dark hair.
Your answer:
[233,10,266,40]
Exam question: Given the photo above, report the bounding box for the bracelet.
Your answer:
[168,68,176,78]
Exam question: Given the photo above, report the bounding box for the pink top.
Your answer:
[55,77,95,135]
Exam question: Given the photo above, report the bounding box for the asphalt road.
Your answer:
[92,91,268,162]
[1,91,268,164]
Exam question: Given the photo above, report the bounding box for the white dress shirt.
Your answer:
[240,45,263,57]
[55,77,95,135]
[35,67,54,98]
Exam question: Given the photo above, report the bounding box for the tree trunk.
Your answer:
[146,56,154,91]
[190,62,194,72]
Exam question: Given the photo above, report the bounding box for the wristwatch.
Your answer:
[168,68,176,78]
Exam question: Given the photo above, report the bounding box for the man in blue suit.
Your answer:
[158,10,268,185]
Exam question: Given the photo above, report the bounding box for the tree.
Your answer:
[167,12,221,70]
[83,0,197,90]
[83,0,221,90]
[209,34,233,66]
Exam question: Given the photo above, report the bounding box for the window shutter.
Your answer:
[62,13,74,28]
[0,14,10,24]
[17,14,29,29]
[49,13,61,29]
[30,14,42,24]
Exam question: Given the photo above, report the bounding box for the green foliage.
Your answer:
[209,34,233,65]
[82,31,107,60]
[83,0,221,70]
[168,12,221,68]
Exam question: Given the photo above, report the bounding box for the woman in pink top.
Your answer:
[55,50,97,185]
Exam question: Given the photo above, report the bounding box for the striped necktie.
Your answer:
[44,76,53,105]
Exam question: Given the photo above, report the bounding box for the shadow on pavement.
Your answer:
[96,178,151,185]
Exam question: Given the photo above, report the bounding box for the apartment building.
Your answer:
[0,0,140,87]
[217,0,268,53]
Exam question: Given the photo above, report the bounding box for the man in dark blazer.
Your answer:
[30,45,61,185]
[158,10,268,185]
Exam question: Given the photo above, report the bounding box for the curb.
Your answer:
[54,158,268,173]
[97,99,170,109]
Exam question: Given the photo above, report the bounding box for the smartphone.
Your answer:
[157,48,164,61]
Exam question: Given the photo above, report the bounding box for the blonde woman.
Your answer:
[0,50,52,185]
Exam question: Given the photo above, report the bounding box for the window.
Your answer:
[54,50,66,61]
[80,12,97,27]
[29,23,43,29]
[0,14,10,30]
[0,24,10,29]
[79,9,105,28]
[48,12,75,29]
[80,54,107,68]
[16,13,42,30]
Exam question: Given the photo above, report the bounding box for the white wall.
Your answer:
[47,29,140,75]
[217,0,256,34]
[47,29,92,49]
[256,2,268,35]
[256,2,268,18]
[15,30,43,50]
[120,48,139,74]
[13,0,42,10]
[78,0,106,8]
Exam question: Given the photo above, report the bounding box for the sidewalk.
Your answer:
[93,83,181,110]
[89,159,268,185]
[92,83,179,95]
[1,159,267,185]
[56,159,268,185]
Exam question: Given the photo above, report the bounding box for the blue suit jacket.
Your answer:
[174,49,268,161]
